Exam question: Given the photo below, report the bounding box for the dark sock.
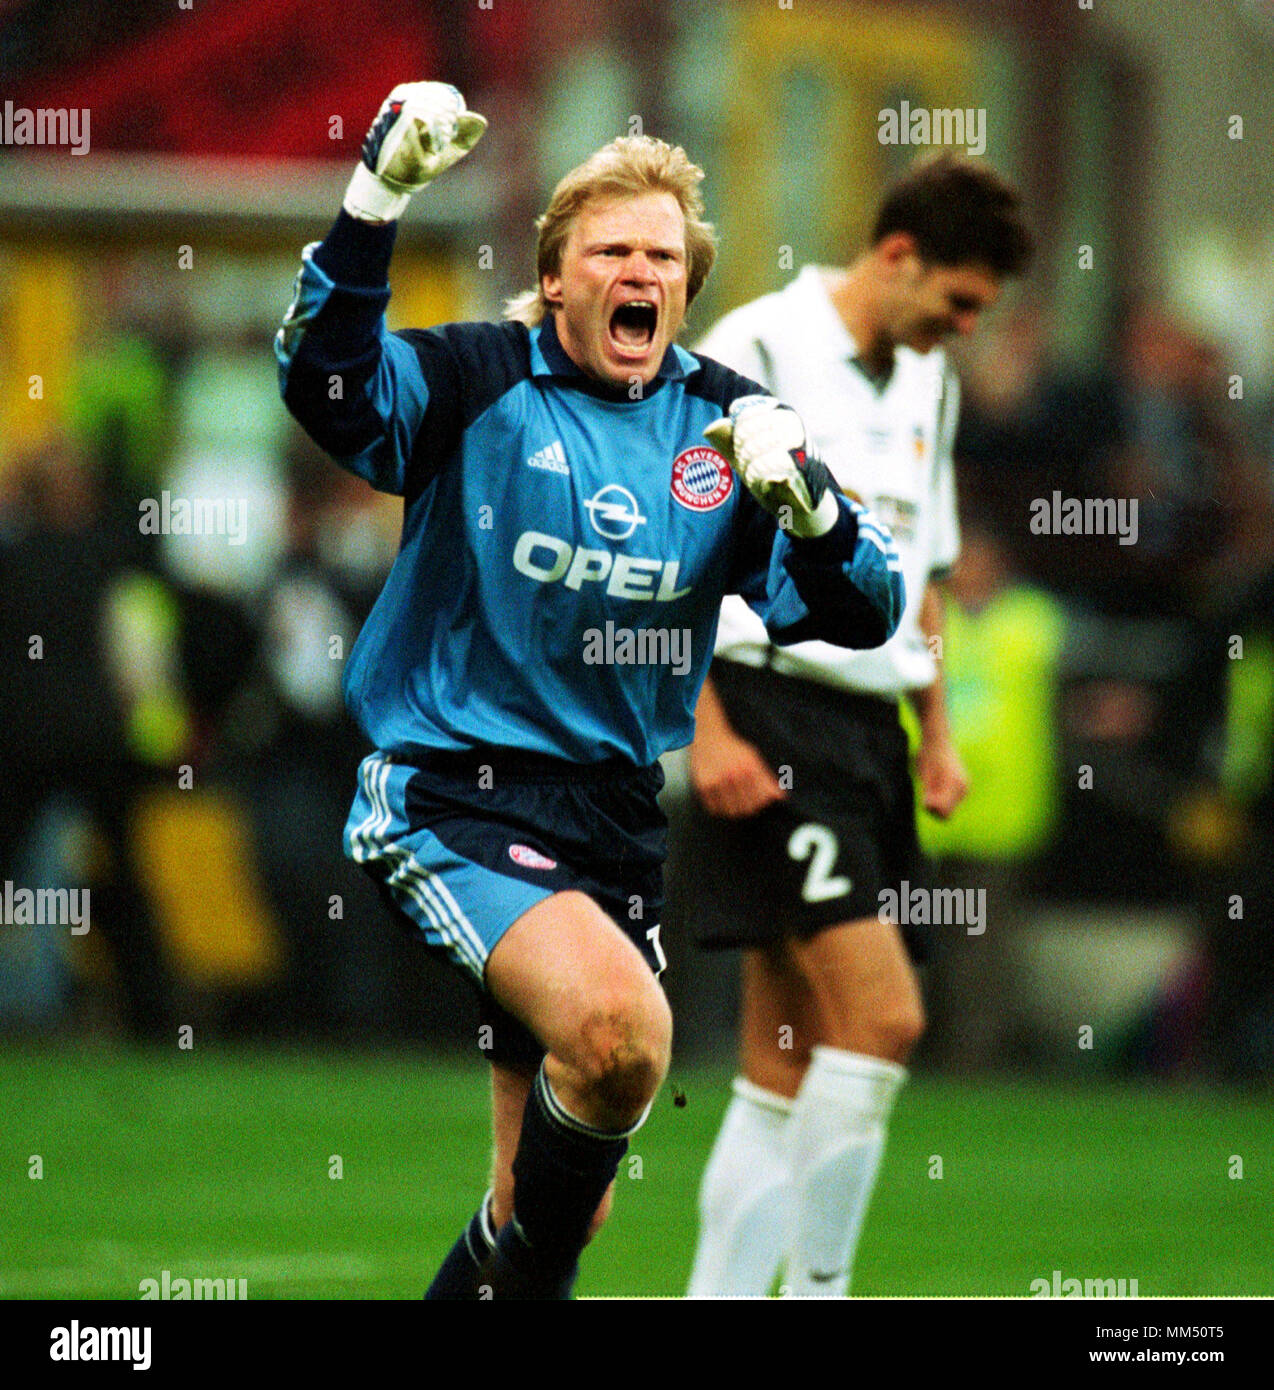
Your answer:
[424,1193,496,1300]
[479,1064,633,1300]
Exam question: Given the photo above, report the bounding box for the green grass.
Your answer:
[2,1046,1270,1299]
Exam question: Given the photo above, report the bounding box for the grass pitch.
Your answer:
[2,1047,1270,1299]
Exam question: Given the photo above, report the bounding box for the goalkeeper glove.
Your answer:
[704,395,840,538]
[344,81,487,224]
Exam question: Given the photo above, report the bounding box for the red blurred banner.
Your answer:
[9,0,441,159]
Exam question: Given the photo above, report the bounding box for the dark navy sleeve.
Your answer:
[730,491,904,648]
[688,352,905,650]
[275,212,528,497]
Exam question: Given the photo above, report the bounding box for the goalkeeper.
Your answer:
[275,82,903,1299]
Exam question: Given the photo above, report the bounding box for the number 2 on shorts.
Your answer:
[787,823,852,903]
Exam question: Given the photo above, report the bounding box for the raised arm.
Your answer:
[274,82,486,495]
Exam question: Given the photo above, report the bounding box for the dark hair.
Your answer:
[872,153,1033,278]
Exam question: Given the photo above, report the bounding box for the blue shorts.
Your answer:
[345,747,668,1064]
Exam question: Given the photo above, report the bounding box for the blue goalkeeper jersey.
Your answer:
[275,212,903,767]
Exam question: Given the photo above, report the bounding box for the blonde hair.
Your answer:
[503,135,717,327]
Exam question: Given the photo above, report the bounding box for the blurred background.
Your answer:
[2,0,1272,1087]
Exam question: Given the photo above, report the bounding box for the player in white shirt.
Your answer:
[685,154,1033,1296]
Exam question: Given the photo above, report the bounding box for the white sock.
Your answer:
[687,1077,793,1296]
[783,1046,906,1297]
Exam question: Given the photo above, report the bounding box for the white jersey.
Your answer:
[699,264,961,700]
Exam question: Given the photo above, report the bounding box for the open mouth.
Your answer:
[609,300,657,354]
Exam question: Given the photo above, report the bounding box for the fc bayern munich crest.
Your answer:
[671,446,734,512]
[509,844,557,871]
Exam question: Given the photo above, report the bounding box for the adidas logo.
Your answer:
[526,440,569,475]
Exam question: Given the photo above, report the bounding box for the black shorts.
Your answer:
[353,747,667,1069]
[685,659,927,959]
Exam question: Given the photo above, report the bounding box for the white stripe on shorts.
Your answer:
[352,753,488,980]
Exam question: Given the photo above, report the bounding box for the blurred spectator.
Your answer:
[960,298,1274,621]
[63,258,196,557]
[230,434,423,1042]
[1197,631,1274,1080]
[1039,605,1232,904]
[958,298,1270,911]
[917,526,1065,1069]
[0,434,178,1039]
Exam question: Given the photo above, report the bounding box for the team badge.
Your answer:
[671,446,734,512]
[509,844,557,871]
